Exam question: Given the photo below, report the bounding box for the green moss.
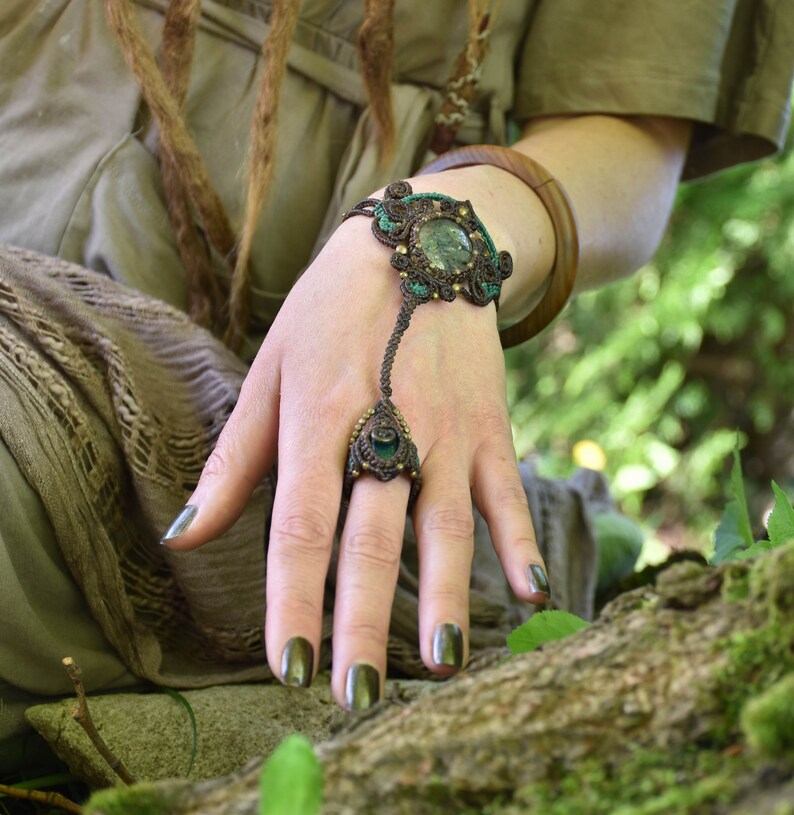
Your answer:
[741,673,794,759]
[720,563,751,602]
[712,545,794,742]
[504,748,739,815]
[85,783,174,815]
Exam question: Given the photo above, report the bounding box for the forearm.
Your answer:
[402,114,692,326]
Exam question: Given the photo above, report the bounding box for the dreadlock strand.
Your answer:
[357,0,396,163]
[158,0,226,330]
[225,0,301,349]
[104,0,237,267]
[429,0,500,154]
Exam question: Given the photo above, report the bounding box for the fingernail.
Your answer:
[526,563,551,598]
[345,663,380,711]
[161,505,198,543]
[280,637,314,688]
[432,623,464,669]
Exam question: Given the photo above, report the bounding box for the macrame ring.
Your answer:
[343,399,422,507]
[419,145,580,347]
[341,180,513,509]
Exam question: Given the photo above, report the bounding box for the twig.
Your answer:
[0,783,83,814]
[62,657,137,785]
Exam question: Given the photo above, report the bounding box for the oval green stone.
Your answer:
[418,218,472,272]
[371,427,399,460]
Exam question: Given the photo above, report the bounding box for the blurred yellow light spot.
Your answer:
[573,440,607,471]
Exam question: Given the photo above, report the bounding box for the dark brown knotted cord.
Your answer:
[342,180,512,507]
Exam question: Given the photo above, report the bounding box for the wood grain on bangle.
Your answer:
[418,145,579,348]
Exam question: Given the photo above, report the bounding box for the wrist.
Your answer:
[397,164,556,325]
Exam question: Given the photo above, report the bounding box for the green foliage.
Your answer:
[259,734,323,815]
[161,688,198,777]
[712,447,754,564]
[712,446,794,564]
[768,481,794,546]
[505,140,794,538]
[506,610,589,655]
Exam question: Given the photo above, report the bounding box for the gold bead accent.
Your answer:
[405,433,412,440]
[432,292,440,300]
[469,233,477,240]
[362,462,370,470]
[349,438,355,445]
[458,206,468,216]
[410,470,419,479]
[452,283,461,292]
[352,470,360,478]
[473,250,479,256]
[396,244,408,254]
[455,217,462,223]
[467,262,474,268]
[415,243,422,249]
[355,423,362,430]
[400,271,408,278]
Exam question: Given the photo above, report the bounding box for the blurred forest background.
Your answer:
[505,132,794,562]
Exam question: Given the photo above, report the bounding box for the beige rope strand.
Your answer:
[159,0,226,330]
[104,0,238,269]
[225,0,301,349]
[356,0,396,163]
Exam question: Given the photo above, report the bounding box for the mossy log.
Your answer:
[86,543,794,815]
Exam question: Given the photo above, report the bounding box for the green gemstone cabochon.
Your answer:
[371,427,399,460]
[418,218,472,272]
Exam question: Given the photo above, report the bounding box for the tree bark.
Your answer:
[85,543,794,815]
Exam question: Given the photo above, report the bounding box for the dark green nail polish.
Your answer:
[161,505,198,543]
[526,563,551,597]
[345,663,380,711]
[281,637,314,688]
[432,623,464,668]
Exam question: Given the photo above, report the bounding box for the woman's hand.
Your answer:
[161,169,550,709]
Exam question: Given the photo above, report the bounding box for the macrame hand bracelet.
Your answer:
[341,180,513,508]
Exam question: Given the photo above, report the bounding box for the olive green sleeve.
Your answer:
[513,0,794,179]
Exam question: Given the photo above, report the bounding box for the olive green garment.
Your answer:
[0,0,791,347]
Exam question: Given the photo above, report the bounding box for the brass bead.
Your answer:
[469,233,477,240]
[396,463,404,471]
[396,244,408,254]
[410,470,419,479]
[432,292,440,300]
[362,462,370,470]
[458,206,468,216]
[351,470,360,478]
[452,283,461,292]
[400,271,409,278]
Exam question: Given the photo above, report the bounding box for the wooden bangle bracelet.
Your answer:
[418,144,580,348]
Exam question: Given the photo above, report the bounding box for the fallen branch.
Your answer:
[0,782,82,814]
[62,657,137,786]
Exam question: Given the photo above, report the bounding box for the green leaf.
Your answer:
[768,481,794,548]
[162,688,198,777]
[711,502,747,565]
[735,541,774,560]
[730,446,754,548]
[507,610,590,655]
[260,734,323,815]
